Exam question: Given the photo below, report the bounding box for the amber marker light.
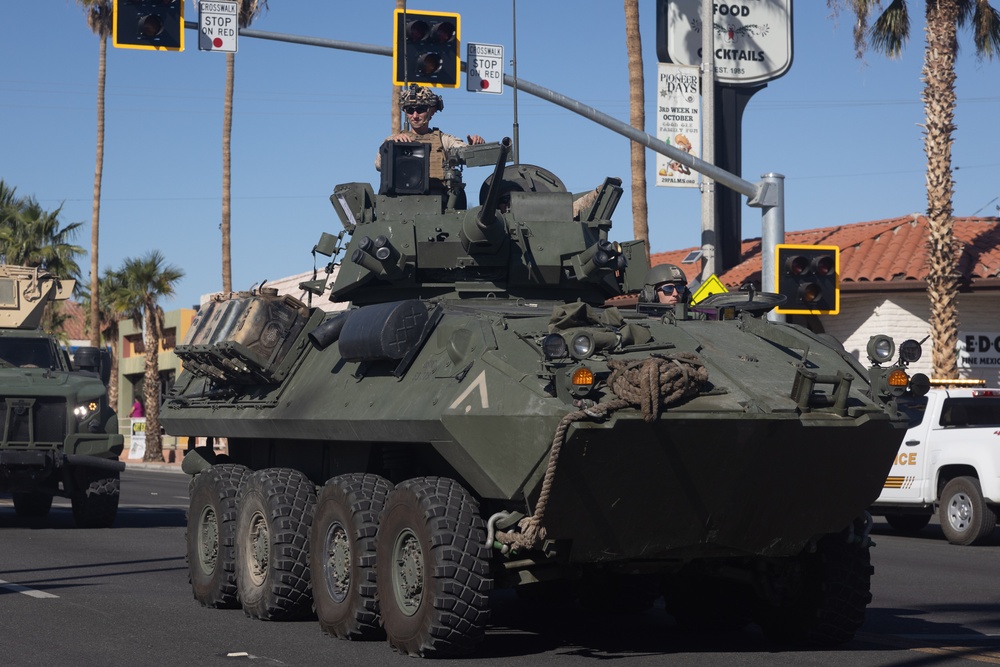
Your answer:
[571,367,594,386]
[887,369,910,387]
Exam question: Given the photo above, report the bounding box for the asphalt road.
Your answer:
[1,468,999,666]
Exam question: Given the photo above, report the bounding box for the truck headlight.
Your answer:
[570,333,596,360]
[74,401,99,421]
[867,335,895,365]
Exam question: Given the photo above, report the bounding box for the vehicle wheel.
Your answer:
[236,467,316,620]
[756,534,873,646]
[70,467,120,528]
[187,464,251,608]
[12,483,55,519]
[311,473,393,640]
[376,477,492,657]
[664,577,752,632]
[939,476,997,546]
[884,513,931,533]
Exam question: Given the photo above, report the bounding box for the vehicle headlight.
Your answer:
[542,334,568,360]
[899,339,922,363]
[570,333,596,360]
[74,401,99,421]
[867,335,895,365]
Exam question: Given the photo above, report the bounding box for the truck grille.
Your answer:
[0,397,67,446]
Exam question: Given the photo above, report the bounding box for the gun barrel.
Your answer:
[477,137,513,230]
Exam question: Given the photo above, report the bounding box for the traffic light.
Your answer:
[775,244,840,315]
[393,9,460,88]
[113,0,185,52]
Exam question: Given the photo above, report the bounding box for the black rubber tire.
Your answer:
[757,534,873,646]
[236,467,316,620]
[375,477,492,657]
[884,512,932,534]
[664,577,752,632]
[939,476,997,546]
[310,473,393,640]
[187,464,251,608]
[70,467,120,528]
[12,490,54,519]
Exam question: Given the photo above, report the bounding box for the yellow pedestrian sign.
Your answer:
[690,275,728,305]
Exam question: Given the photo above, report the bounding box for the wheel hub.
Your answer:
[197,506,219,575]
[947,493,972,531]
[323,521,351,603]
[392,528,423,616]
[247,510,270,585]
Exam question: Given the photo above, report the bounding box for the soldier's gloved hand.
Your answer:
[467,134,485,145]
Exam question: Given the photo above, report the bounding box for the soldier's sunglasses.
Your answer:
[659,284,680,295]
[404,105,429,115]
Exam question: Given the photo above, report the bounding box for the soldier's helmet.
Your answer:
[404,85,444,111]
[640,263,688,303]
[645,263,687,288]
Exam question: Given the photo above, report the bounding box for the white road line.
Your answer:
[0,579,59,599]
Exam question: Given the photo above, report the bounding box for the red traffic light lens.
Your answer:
[406,20,430,42]
[786,255,808,277]
[813,255,835,277]
[430,21,456,43]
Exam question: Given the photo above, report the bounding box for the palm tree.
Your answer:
[0,181,20,223]
[221,1,269,295]
[624,0,649,250]
[0,184,87,334]
[0,196,86,284]
[76,1,113,348]
[114,251,184,462]
[829,0,1000,379]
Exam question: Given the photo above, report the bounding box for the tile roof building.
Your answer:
[649,216,1000,385]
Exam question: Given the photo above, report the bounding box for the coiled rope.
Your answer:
[495,353,708,552]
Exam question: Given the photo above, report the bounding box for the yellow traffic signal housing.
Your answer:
[393,9,461,88]
[775,244,840,315]
[113,0,185,52]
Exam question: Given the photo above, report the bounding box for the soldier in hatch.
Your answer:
[638,263,690,308]
[374,86,485,188]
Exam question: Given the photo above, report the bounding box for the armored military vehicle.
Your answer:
[0,265,125,527]
[166,139,926,656]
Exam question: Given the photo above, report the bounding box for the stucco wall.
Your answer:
[820,292,1000,386]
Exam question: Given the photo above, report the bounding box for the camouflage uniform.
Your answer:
[374,87,470,179]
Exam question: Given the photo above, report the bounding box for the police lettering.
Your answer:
[894,452,917,466]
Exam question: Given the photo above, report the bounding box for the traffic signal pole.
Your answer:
[181,21,782,282]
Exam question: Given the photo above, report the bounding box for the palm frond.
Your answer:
[869,0,911,58]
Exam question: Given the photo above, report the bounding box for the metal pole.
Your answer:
[189,23,769,208]
[511,0,520,163]
[759,173,786,322]
[700,0,716,282]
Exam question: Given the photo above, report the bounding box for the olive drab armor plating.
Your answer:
[164,139,929,657]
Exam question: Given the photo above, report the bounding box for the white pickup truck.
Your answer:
[872,387,1000,545]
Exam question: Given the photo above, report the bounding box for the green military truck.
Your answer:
[0,264,124,527]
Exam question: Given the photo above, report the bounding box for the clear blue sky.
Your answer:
[2,1,997,310]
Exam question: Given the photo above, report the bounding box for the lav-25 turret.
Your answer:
[0,264,124,527]
[165,138,928,657]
